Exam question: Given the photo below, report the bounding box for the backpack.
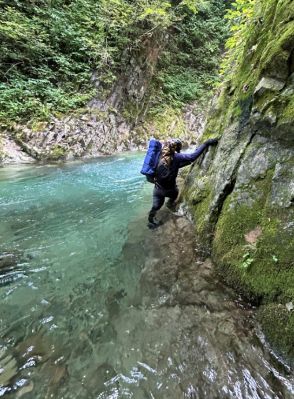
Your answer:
[155,155,175,187]
[140,139,162,183]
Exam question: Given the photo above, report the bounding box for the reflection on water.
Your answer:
[0,155,293,398]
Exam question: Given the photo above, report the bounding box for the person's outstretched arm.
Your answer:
[175,139,218,168]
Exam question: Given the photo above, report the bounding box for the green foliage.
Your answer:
[180,0,200,14]
[0,0,228,125]
[49,144,66,160]
[0,0,103,125]
[138,1,173,28]
[240,254,254,269]
[148,0,230,114]
[240,244,256,270]
[220,0,255,77]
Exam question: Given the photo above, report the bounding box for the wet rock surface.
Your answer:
[118,212,294,399]
[30,209,286,399]
[183,0,294,358]
[10,110,138,162]
[0,250,32,288]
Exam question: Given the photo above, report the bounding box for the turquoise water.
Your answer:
[0,154,293,399]
[0,154,153,397]
[0,155,147,292]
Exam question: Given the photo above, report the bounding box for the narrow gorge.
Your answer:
[0,0,293,397]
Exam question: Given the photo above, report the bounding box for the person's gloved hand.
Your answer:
[205,138,218,146]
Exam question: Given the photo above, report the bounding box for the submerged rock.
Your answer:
[15,382,34,399]
[0,253,18,270]
[0,347,18,387]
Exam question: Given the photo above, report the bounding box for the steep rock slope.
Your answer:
[183,0,294,359]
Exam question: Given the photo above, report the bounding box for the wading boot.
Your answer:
[147,214,163,230]
[166,200,177,213]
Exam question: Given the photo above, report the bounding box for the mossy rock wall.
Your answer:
[183,0,294,360]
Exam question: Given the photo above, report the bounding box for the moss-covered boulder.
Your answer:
[183,0,294,360]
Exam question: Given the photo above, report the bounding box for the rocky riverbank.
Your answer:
[0,102,206,165]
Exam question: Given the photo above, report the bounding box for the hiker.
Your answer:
[148,138,218,229]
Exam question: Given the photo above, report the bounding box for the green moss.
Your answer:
[204,87,227,137]
[49,145,66,161]
[205,0,294,137]
[260,21,294,77]
[29,121,48,133]
[187,0,294,360]
[253,91,278,114]
[258,304,294,362]
[249,0,294,80]
[182,177,216,252]
[212,168,294,307]
[121,101,141,123]
[281,96,294,122]
[143,106,187,140]
[192,191,214,238]
[213,194,263,298]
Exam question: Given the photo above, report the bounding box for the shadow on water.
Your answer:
[0,155,293,398]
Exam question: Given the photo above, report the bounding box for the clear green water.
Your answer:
[0,155,146,290]
[0,154,293,399]
[0,154,152,397]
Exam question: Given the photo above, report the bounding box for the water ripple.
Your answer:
[0,154,292,399]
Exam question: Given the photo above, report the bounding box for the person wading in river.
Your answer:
[148,138,218,229]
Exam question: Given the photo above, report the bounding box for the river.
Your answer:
[0,154,293,398]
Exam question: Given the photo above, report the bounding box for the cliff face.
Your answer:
[0,34,163,162]
[183,0,294,359]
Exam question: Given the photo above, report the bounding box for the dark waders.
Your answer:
[148,184,179,228]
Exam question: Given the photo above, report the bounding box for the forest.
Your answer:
[0,0,238,125]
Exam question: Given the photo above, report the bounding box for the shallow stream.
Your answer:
[0,154,293,398]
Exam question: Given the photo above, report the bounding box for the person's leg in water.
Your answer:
[166,187,179,212]
[148,186,165,229]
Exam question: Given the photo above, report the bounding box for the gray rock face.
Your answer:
[12,110,140,161]
[0,134,34,164]
[251,75,294,144]
[1,32,166,163]
[3,100,207,163]
[183,103,206,142]
[183,0,294,359]
[1,30,207,164]
[254,77,285,97]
